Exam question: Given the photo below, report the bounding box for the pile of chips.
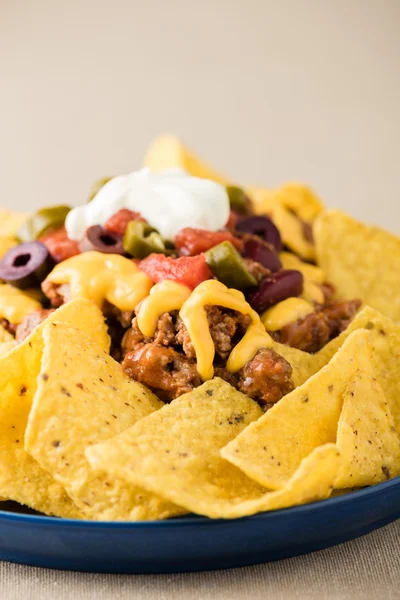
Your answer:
[0,138,398,520]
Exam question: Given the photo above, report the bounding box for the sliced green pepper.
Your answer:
[226,185,249,214]
[205,241,257,289]
[18,205,71,242]
[123,221,166,259]
[87,176,112,202]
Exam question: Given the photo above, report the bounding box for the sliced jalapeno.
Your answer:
[123,221,166,259]
[205,241,257,289]
[226,185,250,214]
[18,206,71,242]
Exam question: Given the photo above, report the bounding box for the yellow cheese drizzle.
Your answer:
[46,251,154,311]
[301,281,324,305]
[179,280,273,381]
[0,284,41,324]
[137,281,191,337]
[261,297,314,332]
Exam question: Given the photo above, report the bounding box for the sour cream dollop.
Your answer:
[66,168,230,241]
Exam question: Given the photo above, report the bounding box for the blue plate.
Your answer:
[0,477,399,573]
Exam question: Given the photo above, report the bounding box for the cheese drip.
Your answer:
[45,251,154,311]
[179,280,273,381]
[261,298,314,332]
[137,281,191,337]
[0,284,41,324]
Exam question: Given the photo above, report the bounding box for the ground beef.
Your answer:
[274,299,361,353]
[41,280,71,307]
[101,302,134,362]
[235,348,294,405]
[216,348,294,408]
[301,220,314,244]
[175,306,251,361]
[121,306,294,405]
[243,258,271,283]
[123,307,251,362]
[122,312,177,357]
[15,309,54,343]
[122,344,201,401]
[320,282,336,303]
[0,318,16,337]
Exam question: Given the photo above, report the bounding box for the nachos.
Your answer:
[0,135,398,520]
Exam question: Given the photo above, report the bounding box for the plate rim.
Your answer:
[0,474,399,528]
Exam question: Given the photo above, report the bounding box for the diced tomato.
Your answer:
[174,227,244,257]
[139,253,213,290]
[104,209,145,236]
[40,227,80,263]
[225,209,240,231]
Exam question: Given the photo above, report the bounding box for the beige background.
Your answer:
[0,3,400,597]
[1,0,399,232]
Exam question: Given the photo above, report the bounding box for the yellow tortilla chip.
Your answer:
[0,299,109,517]
[144,134,229,185]
[219,444,340,519]
[315,210,400,321]
[222,330,373,490]
[336,369,400,488]
[0,341,17,356]
[86,379,274,518]
[250,185,324,260]
[25,322,181,521]
[251,184,324,224]
[267,203,316,261]
[0,323,13,344]
[0,209,29,237]
[87,378,339,518]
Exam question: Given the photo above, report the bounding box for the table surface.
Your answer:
[1,520,399,600]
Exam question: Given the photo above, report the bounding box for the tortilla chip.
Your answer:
[336,369,400,488]
[251,184,324,224]
[266,203,316,261]
[25,322,181,521]
[86,379,272,518]
[144,134,229,185]
[0,341,17,356]
[0,323,13,344]
[219,444,340,519]
[222,330,373,490]
[0,299,109,517]
[87,378,339,518]
[315,210,400,321]
[0,209,29,237]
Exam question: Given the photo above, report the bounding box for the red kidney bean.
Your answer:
[79,225,125,255]
[242,237,282,272]
[247,269,304,313]
[236,216,282,252]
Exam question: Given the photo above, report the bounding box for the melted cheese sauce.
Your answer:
[0,284,41,324]
[301,281,325,305]
[261,297,314,332]
[45,251,154,311]
[137,281,191,337]
[179,280,273,380]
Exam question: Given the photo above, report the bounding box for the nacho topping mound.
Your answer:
[0,136,398,522]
